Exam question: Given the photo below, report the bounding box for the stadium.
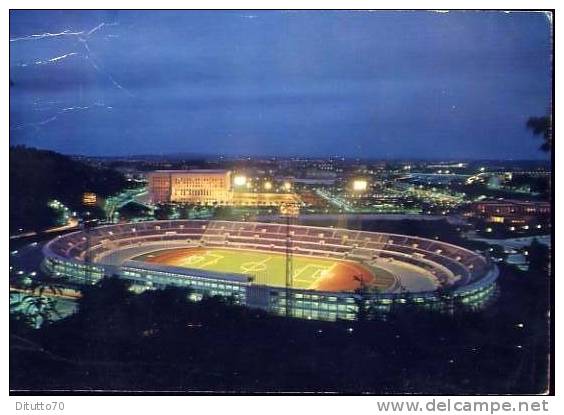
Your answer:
[42,220,498,321]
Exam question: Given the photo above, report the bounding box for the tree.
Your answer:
[526,115,552,265]
[435,284,457,315]
[118,201,151,221]
[27,273,65,297]
[351,275,376,323]
[154,204,173,220]
[526,116,552,153]
[10,293,36,330]
[10,146,130,232]
[133,286,193,333]
[16,295,61,328]
[77,275,133,316]
[527,238,549,273]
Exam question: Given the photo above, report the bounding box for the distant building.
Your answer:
[148,169,299,206]
[470,200,550,226]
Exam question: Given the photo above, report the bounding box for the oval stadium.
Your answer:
[42,220,499,321]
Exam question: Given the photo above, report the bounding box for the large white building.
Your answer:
[148,169,299,206]
[148,170,232,204]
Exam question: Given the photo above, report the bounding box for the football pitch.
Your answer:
[134,247,395,292]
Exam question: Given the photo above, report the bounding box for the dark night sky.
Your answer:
[9,10,552,159]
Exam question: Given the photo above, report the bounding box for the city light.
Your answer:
[264,181,272,190]
[283,181,292,191]
[82,192,97,206]
[233,175,247,186]
[352,179,368,192]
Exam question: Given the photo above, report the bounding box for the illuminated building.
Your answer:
[148,170,232,205]
[149,169,298,206]
[470,200,550,226]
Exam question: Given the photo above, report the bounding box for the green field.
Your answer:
[134,247,395,292]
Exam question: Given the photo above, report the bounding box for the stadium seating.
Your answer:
[44,219,492,292]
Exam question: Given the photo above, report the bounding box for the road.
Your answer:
[10,218,79,240]
[44,218,79,233]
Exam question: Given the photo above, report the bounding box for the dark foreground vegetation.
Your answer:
[10,241,551,394]
[10,146,128,233]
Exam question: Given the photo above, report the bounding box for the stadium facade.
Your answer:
[42,220,498,321]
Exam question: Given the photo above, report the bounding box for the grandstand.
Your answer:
[42,220,498,321]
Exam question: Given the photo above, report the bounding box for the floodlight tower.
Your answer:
[351,178,368,207]
[280,201,299,317]
[82,192,98,283]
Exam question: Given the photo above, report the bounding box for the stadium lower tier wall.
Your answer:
[42,257,498,321]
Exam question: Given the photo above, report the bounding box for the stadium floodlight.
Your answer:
[352,179,368,192]
[233,175,247,186]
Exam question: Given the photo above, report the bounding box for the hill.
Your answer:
[10,146,128,232]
